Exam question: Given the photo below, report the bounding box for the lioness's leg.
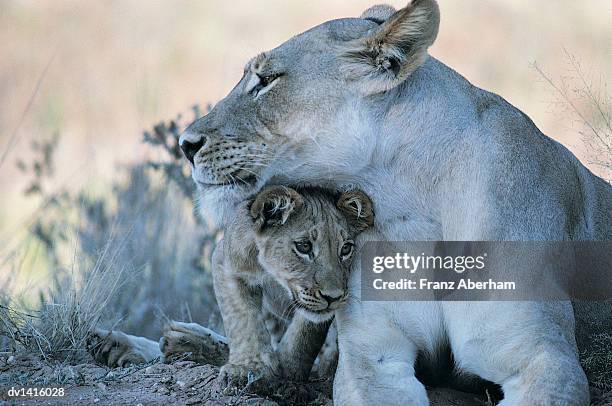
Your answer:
[276,313,331,381]
[333,305,428,406]
[87,328,161,368]
[160,321,228,365]
[212,240,278,386]
[445,301,589,405]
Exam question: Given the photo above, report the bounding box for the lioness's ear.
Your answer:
[343,0,440,94]
[337,190,374,233]
[250,186,303,230]
[360,4,396,24]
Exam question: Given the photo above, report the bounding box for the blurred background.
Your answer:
[0,0,610,358]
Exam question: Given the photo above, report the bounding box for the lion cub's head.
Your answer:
[249,186,374,322]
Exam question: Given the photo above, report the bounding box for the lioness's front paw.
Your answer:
[86,328,147,368]
[160,321,228,365]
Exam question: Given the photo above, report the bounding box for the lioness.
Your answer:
[178,0,611,404]
[88,186,373,386]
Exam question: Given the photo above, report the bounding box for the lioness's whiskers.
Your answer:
[224,172,241,188]
[228,171,249,186]
[233,166,260,180]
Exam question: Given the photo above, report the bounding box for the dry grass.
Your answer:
[0,242,128,362]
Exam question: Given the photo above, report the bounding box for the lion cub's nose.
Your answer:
[319,289,344,306]
[179,134,205,165]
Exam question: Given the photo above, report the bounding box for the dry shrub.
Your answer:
[74,164,221,338]
[534,48,612,180]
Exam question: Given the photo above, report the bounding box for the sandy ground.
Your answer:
[0,353,498,406]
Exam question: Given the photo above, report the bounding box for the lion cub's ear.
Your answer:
[343,0,440,94]
[337,190,374,233]
[250,186,304,230]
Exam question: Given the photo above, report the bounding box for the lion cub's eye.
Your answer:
[294,240,313,255]
[340,242,354,259]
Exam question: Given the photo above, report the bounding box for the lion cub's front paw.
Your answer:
[218,359,278,394]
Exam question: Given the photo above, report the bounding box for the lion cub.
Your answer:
[213,185,373,386]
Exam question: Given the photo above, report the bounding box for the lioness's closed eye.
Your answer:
[212,186,373,386]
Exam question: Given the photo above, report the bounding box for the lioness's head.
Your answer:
[249,186,373,322]
[179,1,440,224]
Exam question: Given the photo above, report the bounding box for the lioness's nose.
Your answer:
[179,135,204,165]
[180,113,215,164]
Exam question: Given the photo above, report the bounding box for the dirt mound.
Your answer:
[5,353,607,405]
[0,353,494,405]
[1,353,331,405]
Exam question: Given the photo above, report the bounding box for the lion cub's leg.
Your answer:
[262,299,288,350]
[212,240,278,388]
[87,328,161,368]
[159,321,228,365]
[317,320,339,378]
[277,313,331,381]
